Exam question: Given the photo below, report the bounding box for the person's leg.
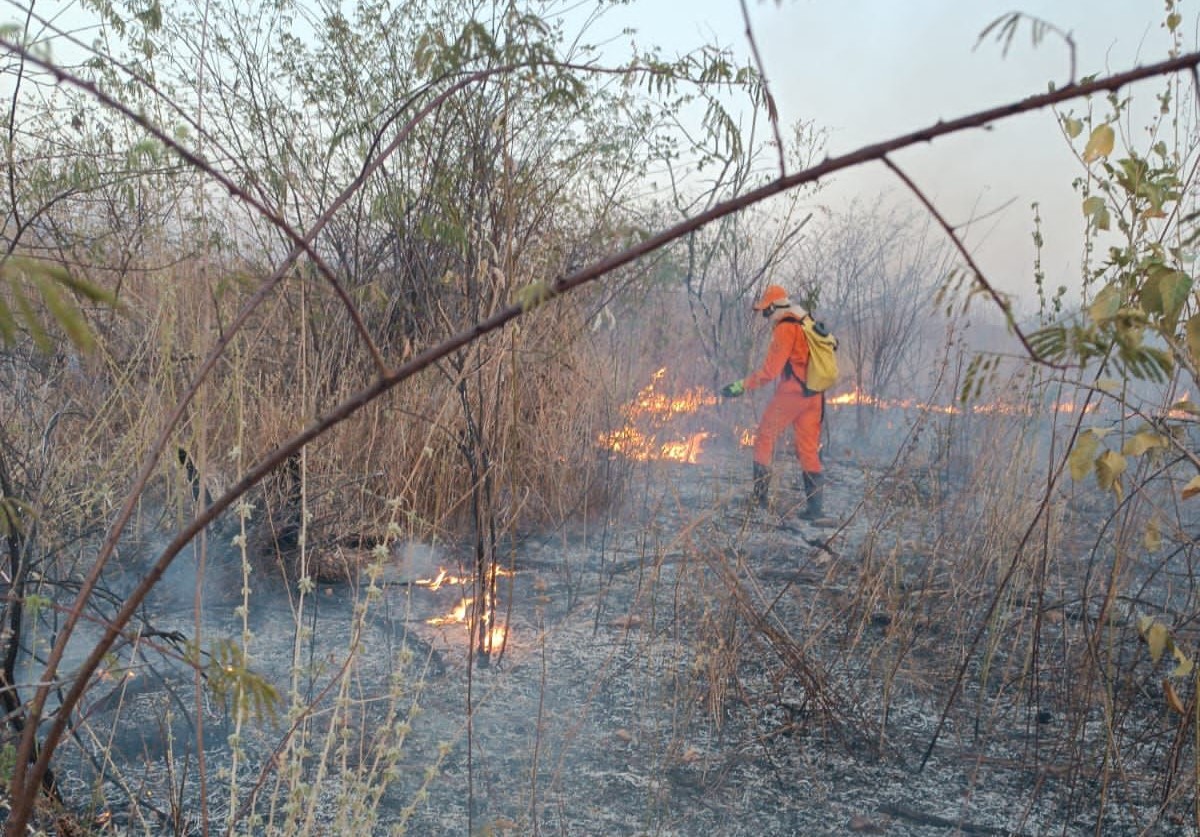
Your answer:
[752,393,792,468]
[791,394,822,473]
[792,395,824,518]
[753,392,806,509]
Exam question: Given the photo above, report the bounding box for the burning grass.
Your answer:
[419,564,513,654]
[5,262,1200,834]
[826,386,1101,415]
[15,357,1200,835]
[596,368,721,464]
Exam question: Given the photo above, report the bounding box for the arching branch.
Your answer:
[7,43,1200,835]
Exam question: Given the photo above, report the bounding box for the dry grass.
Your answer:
[5,244,1199,834]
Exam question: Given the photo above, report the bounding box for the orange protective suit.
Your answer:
[743,311,823,473]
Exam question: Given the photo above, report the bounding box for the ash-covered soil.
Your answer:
[373,446,1193,837]
[46,425,1200,836]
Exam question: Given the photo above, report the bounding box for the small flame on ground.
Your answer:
[413,568,471,591]
[428,596,473,626]
[825,388,1099,416]
[623,368,718,418]
[660,432,711,462]
[415,566,510,590]
[422,566,512,654]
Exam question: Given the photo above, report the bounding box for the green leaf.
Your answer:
[25,594,50,619]
[1185,314,1200,368]
[1082,195,1111,230]
[1095,449,1126,495]
[1144,516,1162,552]
[1063,116,1083,138]
[1087,283,1122,324]
[1123,431,1167,457]
[32,273,92,352]
[0,496,32,538]
[1028,325,1067,362]
[1141,266,1191,326]
[1069,430,1101,481]
[1172,645,1194,678]
[1082,124,1115,163]
[1165,678,1188,714]
[0,744,15,784]
[1121,345,1172,383]
[0,289,15,346]
[13,284,50,352]
[514,281,554,312]
[0,257,114,351]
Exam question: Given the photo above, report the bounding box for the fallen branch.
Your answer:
[8,44,1200,831]
[877,802,1030,836]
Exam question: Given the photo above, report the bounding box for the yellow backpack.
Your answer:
[799,316,839,393]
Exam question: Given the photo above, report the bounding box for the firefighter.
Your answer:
[720,284,824,519]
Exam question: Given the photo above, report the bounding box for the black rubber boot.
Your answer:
[752,463,771,510]
[799,471,824,519]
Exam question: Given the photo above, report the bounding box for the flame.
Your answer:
[826,387,1097,416]
[428,596,473,625]
[423,565,512,655]
[623,369,718,418]
[599,368,717,463]
[485,624,507,651]
[598,427,712,463]
[414,568,472,591]
[660,433,711,462]
[600,372,1105,465]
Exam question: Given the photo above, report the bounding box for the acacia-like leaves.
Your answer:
[0,257,115,353]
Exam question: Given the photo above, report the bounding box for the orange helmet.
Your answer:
[752,284,789,311]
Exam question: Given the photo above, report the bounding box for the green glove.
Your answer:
[720,380,745,398]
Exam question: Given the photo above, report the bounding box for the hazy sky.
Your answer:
[16,1,1182,310]
[595,0,1189,307]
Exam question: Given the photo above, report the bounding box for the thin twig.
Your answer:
[737,0,785,177]
[9,46,1200,827]
[0,36,387,376]
[881,156,1052,366]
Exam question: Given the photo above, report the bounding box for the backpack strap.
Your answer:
[778,312,811,387]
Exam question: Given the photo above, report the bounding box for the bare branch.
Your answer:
[738,0,786,177]
[9,45,1200,828]
[880,155,1058,367]
[0,36,389,377]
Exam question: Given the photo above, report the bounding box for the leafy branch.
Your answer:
[8,33,1200,836]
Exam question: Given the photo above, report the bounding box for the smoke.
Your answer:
[391,539,444,583]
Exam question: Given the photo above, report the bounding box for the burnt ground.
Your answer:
[369,444,1194,837]
[34,415,1200,836]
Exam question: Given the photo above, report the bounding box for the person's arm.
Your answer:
[744,321,799,391]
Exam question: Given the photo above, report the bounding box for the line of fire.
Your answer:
[418,366,1146,660]
[594,366,1113,466]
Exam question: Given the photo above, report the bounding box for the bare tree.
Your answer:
[2,0,1200,832]
[799,200,951,433]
